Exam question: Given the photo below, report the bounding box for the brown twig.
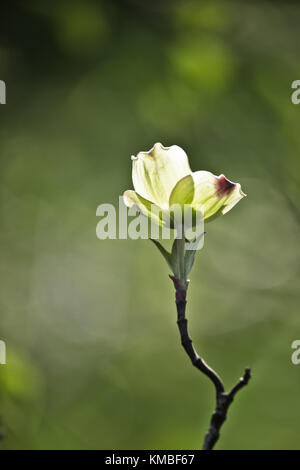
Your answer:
[170,275,251,450]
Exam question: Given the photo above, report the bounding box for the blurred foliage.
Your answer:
[0,0,300,449]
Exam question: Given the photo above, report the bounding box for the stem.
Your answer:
[170,275,251,450]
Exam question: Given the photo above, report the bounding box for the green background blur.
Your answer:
[0,0,300,450]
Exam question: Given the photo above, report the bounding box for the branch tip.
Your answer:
[170,275,251,450]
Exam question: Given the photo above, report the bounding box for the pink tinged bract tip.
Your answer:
[216,174,236,197]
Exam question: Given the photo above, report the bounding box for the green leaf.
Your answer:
[170,238,181,278]
[184,233,205,278]
[150,239,173,273]
[150,239,180,278]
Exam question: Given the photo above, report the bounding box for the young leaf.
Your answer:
[170,238,181,278]
[150,239,181,278]
[150,239,174,273]
[184,233,205,278]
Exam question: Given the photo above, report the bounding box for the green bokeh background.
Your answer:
[0,0,300,450]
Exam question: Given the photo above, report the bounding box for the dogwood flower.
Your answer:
[123,143,245,226]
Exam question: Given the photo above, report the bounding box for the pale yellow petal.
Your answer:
[191,171,246,221]
[123,190,165,227]
[132,143,191,209]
